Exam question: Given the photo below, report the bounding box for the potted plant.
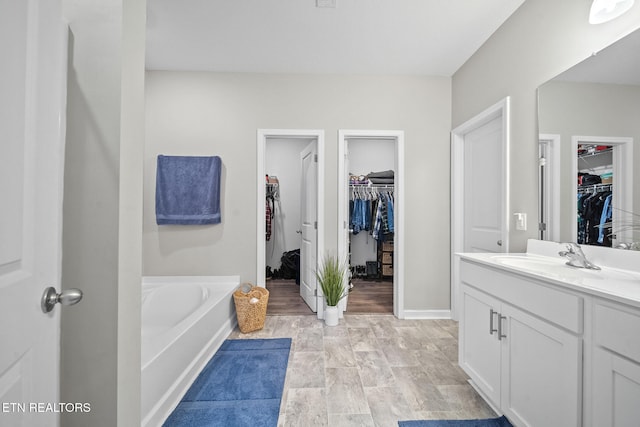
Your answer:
[316,254,348,326]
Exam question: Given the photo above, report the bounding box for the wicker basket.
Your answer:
[233,283,269,333]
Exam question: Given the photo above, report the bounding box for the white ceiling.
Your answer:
[145,0,525,75]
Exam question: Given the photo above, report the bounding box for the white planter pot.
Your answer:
[324,305,340,326]
[338,294,348,318]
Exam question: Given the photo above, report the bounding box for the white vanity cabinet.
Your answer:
[591,300,640,427]
[459,260,583,427]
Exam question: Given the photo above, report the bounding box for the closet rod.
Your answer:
[349,183,394,188]
[578,183,612,193]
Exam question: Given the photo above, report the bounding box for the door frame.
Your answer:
[337,129,405,319]
[539,134,561,242]
[451,97,510,320]
[571,135,634,245]
[256,129,325,314]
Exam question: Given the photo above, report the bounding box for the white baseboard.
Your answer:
[402,309,452,320]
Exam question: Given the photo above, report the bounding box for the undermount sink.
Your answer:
[490,255,571,275]
[490,254,640,282]
[491,255,563,269]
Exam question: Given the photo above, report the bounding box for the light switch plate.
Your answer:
[514,213,527,231]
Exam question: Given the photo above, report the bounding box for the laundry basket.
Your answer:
[233,283,269,333]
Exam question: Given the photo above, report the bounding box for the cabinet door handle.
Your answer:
[489,309,498,335]
[498,314,507,340]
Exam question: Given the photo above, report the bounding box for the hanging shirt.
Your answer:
[266,200,272,241]
[597,194,613,244]
[372,200,383,240]
[364,199,371,231]
[386,193,394,233]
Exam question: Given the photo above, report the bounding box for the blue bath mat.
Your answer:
[399,416,513,427]
[163,338,291,427]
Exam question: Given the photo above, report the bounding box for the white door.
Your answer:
[452,98,509,320]
[0,1,67,426]
[299,142,318,311]
[463,115,506,253]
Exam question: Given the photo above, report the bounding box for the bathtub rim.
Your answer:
[140,275,240,427]
[141,275,239,370]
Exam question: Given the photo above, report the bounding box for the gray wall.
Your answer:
[118,0,145,424]
[144,72,453,311]
[539,81,640,242]
[61,0,144,425]
[452,0,640,251]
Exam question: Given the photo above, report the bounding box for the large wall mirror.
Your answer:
[537,29,640,249]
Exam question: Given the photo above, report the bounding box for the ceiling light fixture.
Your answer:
[589,0,635,24]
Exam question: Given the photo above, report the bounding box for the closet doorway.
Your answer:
[257,130,325,317]
[571,135,633,247]
[338,130,404,318]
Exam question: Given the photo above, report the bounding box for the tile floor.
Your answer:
[227,314,496,427]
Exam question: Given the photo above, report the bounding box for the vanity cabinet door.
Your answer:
[500,303,582,427]
[592,347,640,427]
[592,301,640,426]
[459,284,501,406]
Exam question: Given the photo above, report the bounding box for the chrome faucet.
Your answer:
[558,243,600,270]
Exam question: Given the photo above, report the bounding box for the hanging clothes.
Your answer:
[266,199,273,241]
[597,193,613,244]
[349,184,394,241]
[372,199,383,240]
[577,187,612,246]
[350,198,369,234]
[265,179,278,242]
[386,193,394,233]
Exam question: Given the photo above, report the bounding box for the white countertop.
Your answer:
[457,240,640,309]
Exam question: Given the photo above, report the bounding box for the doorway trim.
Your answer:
[539,134,561,242]
[256,130,325,305]
[337,129,405,319]
[571,135,633,245]
[451,97,510,320]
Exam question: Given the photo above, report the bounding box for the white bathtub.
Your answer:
[141,276,240,427]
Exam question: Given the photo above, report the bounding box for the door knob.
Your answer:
[41,286,83,313]
[497,240,503,246]
[296,230,302,234]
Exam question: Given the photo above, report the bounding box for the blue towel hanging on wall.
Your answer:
[155,155,222,225]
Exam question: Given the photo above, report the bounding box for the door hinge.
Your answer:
[314,154,318,162]
[538,222,547,231]
[313,288,318,296]
[314,221,318,230]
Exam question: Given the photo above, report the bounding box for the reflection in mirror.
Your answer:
[537,29,640,249]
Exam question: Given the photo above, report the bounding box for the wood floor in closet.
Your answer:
[265,278,393,315]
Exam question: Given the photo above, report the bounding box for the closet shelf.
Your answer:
[578,146,612,159]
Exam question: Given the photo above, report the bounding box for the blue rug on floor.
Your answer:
[163,338,291,427]
[399,415,513,427]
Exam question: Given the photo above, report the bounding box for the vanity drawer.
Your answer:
[594,302,640,362]
[460,260,583,333]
